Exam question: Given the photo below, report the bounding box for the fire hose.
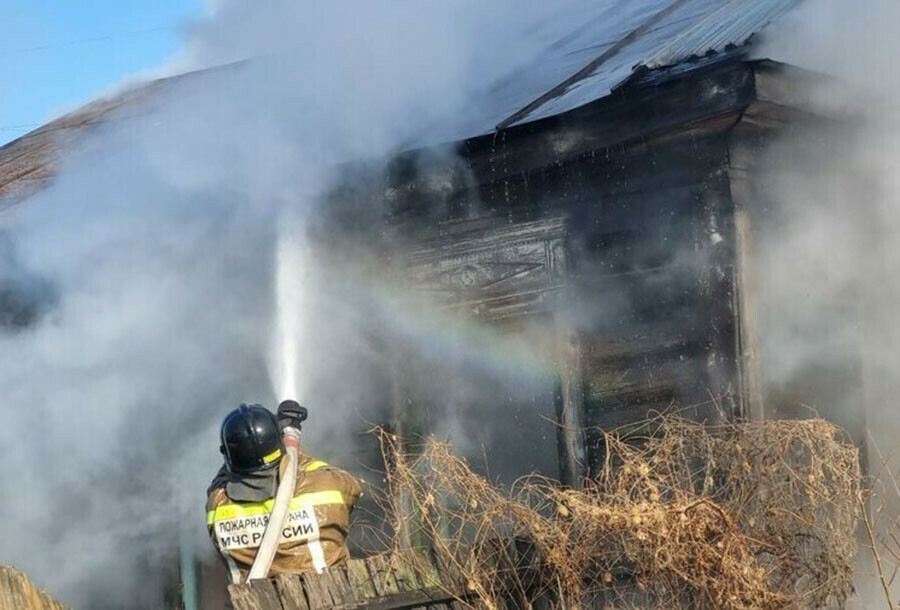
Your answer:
[243,401,309,581]
[247,425,301,580]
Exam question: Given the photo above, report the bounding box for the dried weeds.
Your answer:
[376,417,860,609]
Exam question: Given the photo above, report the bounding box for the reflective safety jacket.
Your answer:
[206,453,361,576]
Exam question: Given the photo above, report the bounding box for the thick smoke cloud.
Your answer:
[755,0,900,456]
[0,2,579,607]
[14,0,898,606]
[756,0,900,603]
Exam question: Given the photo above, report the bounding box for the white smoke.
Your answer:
[0,2,580,607]
[756,0,900,604]
[16,0,900,606]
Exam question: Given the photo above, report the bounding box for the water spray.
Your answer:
[272,213,309,402]
[252,209,311,579]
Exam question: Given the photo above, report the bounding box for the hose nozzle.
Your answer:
[277,399,308,432]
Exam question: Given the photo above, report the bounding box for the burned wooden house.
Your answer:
[0,0,866,605]
[0,0,852,486]
[348,0,855,487]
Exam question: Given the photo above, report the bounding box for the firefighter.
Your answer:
[206,401,361,581]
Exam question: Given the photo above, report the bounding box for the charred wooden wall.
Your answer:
[351,58,820,483]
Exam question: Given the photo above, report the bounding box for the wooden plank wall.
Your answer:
[384,122,748,479]
[382,131,748,478]
[356,59,768,481]
[555,126,740,473]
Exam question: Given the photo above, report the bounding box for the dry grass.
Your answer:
[860,438,900,609]
[375,416,861,609]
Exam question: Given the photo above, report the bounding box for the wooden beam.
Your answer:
[554,329,587,488]
[728,122,769,421]
[458,61,756,185]
[693,167,740,423]
[752,60,844,121]
[732,205,765,420]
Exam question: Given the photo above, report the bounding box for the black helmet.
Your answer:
[219,404,285,474]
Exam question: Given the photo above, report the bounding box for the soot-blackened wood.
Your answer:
[390,113,739,234]
[455,60,756,186]
[357,589,459,610]
[692,164,740,422]
[726,112,794,423]
[726,100,869,453]
[405,217,568,322]
[568,133,727,441]
[378,59,771,485]
[584,357,701,409]
[585,317,704,366]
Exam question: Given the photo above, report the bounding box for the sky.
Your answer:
[0,0,207,146]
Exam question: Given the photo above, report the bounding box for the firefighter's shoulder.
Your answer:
[206,487,230,518]
[298,457,361,502]
[300,456,331,472]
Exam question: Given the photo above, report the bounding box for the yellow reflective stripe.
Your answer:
[290,490,344,508]
[208,501,274,524]
[207,489,345,525]
[304,460,328,472]
[262,448,282,464]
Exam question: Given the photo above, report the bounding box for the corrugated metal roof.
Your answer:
[643,0,800,69]
[425,0,804,142]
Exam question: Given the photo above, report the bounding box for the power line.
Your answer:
[0,124,40,132]
[0,25,178,57]
[0,25,185,139]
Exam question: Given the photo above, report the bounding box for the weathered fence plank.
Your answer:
[300,573,332,608]
[274,574,309,610]
[346,560,377,603]
[229,578,283,610]
[366,555,400,598]
[229,551,474,610]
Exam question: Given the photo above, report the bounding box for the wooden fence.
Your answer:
[228,551,481,610]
